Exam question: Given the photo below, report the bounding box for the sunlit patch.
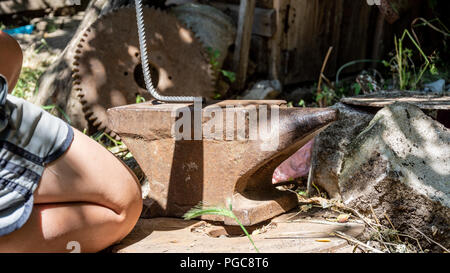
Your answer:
[154,32,164,42]
[158,68,174,91]
[179,28,193,44]
[128,46,139,58]
[111,89,127,105]
[88,58,106,101]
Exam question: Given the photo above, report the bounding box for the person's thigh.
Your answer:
[34,128,142,216]
[0,128,142,252]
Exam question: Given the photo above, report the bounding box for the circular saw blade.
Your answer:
[72,6,216,135]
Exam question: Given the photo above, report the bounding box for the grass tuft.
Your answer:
[183,201,260,253]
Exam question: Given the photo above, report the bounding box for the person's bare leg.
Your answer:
[0,129,143,253]
[0,31,23,91]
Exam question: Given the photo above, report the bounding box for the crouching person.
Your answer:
[0,31,142,253]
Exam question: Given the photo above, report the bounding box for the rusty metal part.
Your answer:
[378,0,400,24]
[107,100,337,226]
[378,0,417,24]
[170,3,236,69]
[72,6,216,135]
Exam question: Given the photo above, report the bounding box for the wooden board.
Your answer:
[280,0,374,84]
[232,0,256,91]
[211,2,275,37]
[341,92,450,110]
[112,216,365,253]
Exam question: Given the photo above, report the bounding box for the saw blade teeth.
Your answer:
[104,128,120,140]
[97,123,107,131]
[73,5,218,135]
[92,119,102,127]
[83,109,93,117]
[87,114,98,122]
[79,97,89,106]
[84,111,93,120]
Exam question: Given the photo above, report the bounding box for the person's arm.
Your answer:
[0,31,23,93]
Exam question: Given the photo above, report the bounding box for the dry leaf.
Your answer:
[337,214,350,223]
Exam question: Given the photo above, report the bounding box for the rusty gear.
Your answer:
[72,6,216,135]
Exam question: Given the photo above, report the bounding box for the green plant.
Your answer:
[220,70,236,83]
[41,104,71,124]
[383,16,450,91]
[351,82,362,96]
[183,200,260,253]
[207,47,236,83]
[35,38,50,54]
[298,99,306,108]
[12,67,45,100]
[45,20,59,33]
[136,94,146,104]
[315,85,335,107]
[384,29,432,90]
[90,131,132,159]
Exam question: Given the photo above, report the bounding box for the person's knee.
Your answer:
[0,31,23,91]
[114,171,142,240]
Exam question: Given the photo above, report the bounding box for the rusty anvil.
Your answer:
[107,100,337,226]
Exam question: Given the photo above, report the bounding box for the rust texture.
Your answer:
[108,100,337,226]
[72,7,215,136]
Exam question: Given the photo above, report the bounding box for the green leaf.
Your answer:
[136,94,146,104]
[352,83,362,96]
[221,70,236,83]
[183,202,260,253]
[298,99,306,107]
[429,63,439,75]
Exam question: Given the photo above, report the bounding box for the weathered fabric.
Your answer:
[0,74,74,236]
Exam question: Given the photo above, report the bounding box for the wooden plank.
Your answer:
[211,2,275,37]
[232,0,256,91]
[113,217,362,253]
[341,92,450,110]
[280,0,376,84]
[268,0,289,82]
[335,0,372,74]
[282,0,345,84]
[0,0,70,15]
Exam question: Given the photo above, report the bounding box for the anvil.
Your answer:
[108,100,337,226]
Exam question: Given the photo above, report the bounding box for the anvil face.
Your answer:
[108,100,337,226]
